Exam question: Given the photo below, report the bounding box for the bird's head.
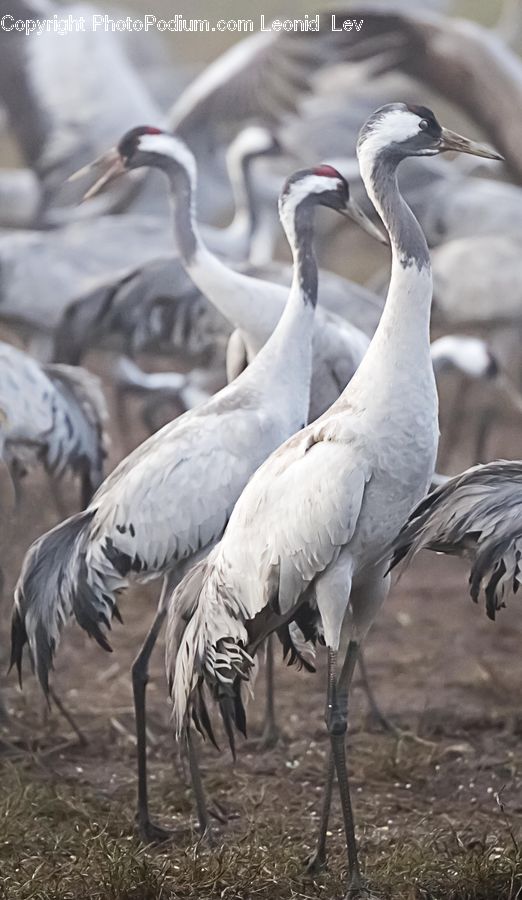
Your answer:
[69,126,197,201]
[279,165,386,244]
[357,103,503,164]
[229,125,282,162]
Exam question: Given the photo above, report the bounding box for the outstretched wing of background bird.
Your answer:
[0,0,167,215]
[332,5,522,182]
[168,11,353,151]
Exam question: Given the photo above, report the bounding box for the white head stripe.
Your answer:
[358,109,423,158]
[136,133,197,184]
[281,172,341,209]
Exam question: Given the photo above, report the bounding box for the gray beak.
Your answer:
[438,127,503,161]
[67,148,127,201]
[341,197,388,245]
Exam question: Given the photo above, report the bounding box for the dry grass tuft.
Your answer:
[1,755,522,900]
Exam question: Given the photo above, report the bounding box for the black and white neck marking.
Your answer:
[120,131,200,265]
[357,104,437,271]
[278,167,348,307]
[279,170,340,306]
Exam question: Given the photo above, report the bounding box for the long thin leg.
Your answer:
[305,648,337,873]
[333,640,363,896]
[186,728,212,840]
[258,634,280,750]
[49,687,87,746]
[437,374,470,472]
[474,406,496,465]
[358,648,400,735]
[132,581,171,844]
[307,641,363,884]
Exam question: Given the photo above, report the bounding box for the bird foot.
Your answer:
[136,817,174,845]
[365,710,434,746]
[208,799,234,824]
[197,824,216,848]
[344,875,371,899]
[304,848,327,875]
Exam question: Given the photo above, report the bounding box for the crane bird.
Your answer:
[393,460,522,620]
[0,342,108,508]
[0,126,279,362]
[11,130,378,843]
[50,125,283,368]
[165,104,501,893]
[77,130,383,425]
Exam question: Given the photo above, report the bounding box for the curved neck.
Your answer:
[225,147,258,241]
[351,147,433,385]
[237,195,317,414]
[280,199,318,308]
[155,153,274,335]
[154,156,200,266]
[362,150,430,272]
[248,197,318,386]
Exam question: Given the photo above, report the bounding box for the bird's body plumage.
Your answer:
[0,341,107,502]
[167,103,440,736]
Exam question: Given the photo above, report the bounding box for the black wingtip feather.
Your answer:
[9,605,27,689]
[219,695,237,761]
[193,682,220,751]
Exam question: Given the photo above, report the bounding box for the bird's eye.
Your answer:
[419,119,429,131]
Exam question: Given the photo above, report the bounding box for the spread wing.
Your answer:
[169,14,347,150]
[331,6,518,181]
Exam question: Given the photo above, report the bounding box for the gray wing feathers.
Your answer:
[169,24,339,147]
[11,509,120,693]
[393,461,522,618]
[44,363,108,493]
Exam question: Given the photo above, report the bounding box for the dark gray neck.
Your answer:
[158,158,198,265]
[292,202,318,307]
[370,150,430,271]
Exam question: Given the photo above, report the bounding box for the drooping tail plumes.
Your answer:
[166,556,259,753]
[166,552,317,754]
[43,364,109,504]
[392,461,522,619]
[12,509,121,692]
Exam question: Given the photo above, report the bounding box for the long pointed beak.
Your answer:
[341,197,388,245]
[438,127,503,161]
[67,148,127,202]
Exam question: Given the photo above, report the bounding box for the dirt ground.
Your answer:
[2,360,522,900]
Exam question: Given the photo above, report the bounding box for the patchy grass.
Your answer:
[2,730,522,900]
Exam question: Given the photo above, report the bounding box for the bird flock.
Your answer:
[2,1,522,895]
